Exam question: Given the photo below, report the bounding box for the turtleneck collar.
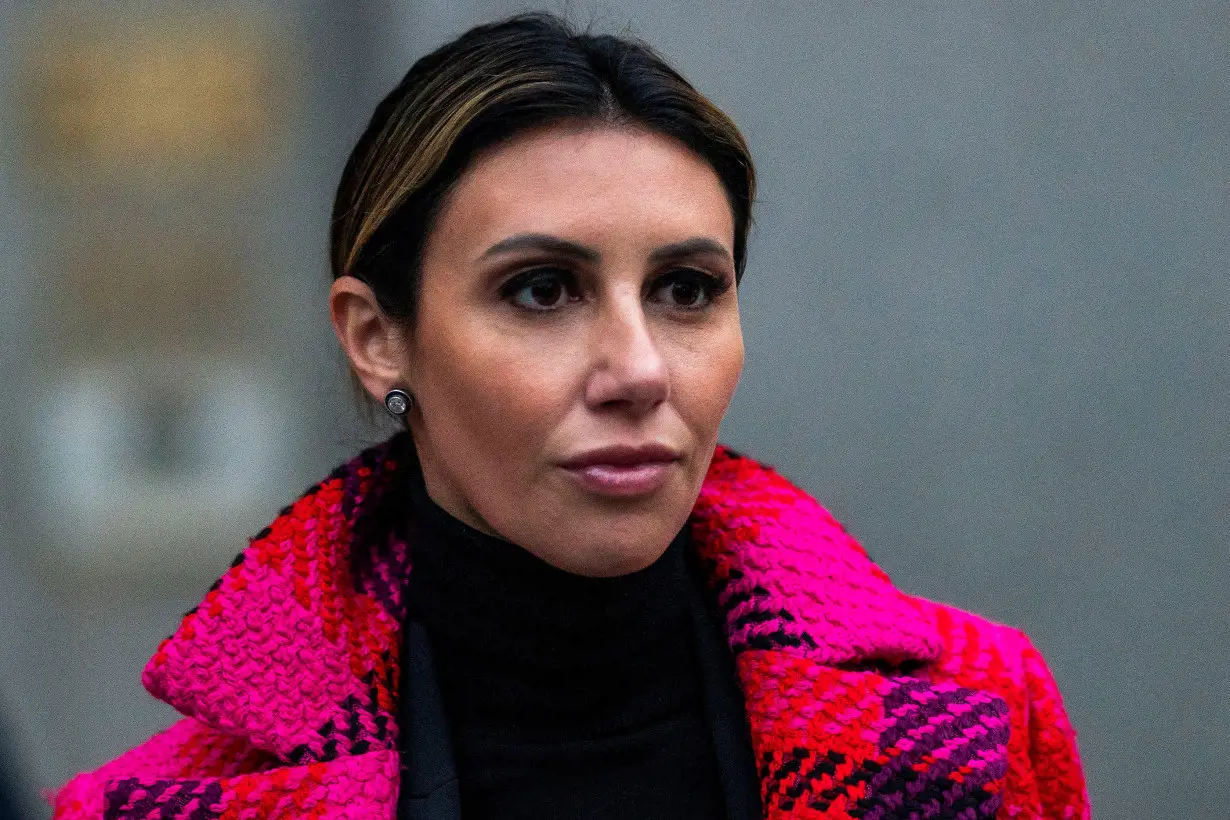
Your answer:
[400,441,700,742]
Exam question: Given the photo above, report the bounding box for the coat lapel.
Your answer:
[143,437,410,765]
[694,449,1009,818]
[689,446,942,665]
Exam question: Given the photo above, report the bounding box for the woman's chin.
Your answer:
[529,522,681,578]
[567,544,674,578]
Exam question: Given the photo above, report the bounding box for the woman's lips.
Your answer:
[558,443,681,497]
[560,461,676,497]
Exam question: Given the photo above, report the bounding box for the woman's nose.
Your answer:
[584,299,669,414]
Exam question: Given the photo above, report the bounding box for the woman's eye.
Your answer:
[502,269,580,311]
[650,269,726,310]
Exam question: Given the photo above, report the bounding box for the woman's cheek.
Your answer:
[462,334,574,449]
[677,326,743,428]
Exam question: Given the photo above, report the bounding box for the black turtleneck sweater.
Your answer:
[399,449,760,820]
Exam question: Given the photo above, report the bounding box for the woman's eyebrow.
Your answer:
[648,237,733,264]
[480,234,733,266]
[480,233,600,262]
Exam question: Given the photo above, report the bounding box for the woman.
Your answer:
[53,13,1089,820]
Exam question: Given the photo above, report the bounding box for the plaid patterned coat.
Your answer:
[52,436,1090,819]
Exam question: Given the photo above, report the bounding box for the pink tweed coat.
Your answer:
[52,437,1090,819]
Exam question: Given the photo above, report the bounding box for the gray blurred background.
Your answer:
[0,1,1225,817]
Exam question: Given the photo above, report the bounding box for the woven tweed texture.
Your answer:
[52,434,1090,819]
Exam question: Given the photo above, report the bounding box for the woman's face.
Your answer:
[397,125,743,576]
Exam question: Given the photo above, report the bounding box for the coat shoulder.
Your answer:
[906,596,1092,819]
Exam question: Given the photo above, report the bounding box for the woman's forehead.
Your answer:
[431,125,735,259]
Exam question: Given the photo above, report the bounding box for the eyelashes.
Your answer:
[499,267,581,311]
[657,268,732,309]
[498,266,732,313]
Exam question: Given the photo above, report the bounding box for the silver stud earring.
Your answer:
[384,388,414,416]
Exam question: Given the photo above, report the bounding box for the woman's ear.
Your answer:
[329,276,408,400]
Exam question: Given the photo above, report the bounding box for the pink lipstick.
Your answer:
[558,443,680,498]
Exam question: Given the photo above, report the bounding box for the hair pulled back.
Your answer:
[330,12,755,324]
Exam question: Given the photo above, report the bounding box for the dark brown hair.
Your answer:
[330,12,755,324]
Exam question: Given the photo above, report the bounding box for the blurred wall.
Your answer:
[1,1,1226,818]
[0,2,389,816]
